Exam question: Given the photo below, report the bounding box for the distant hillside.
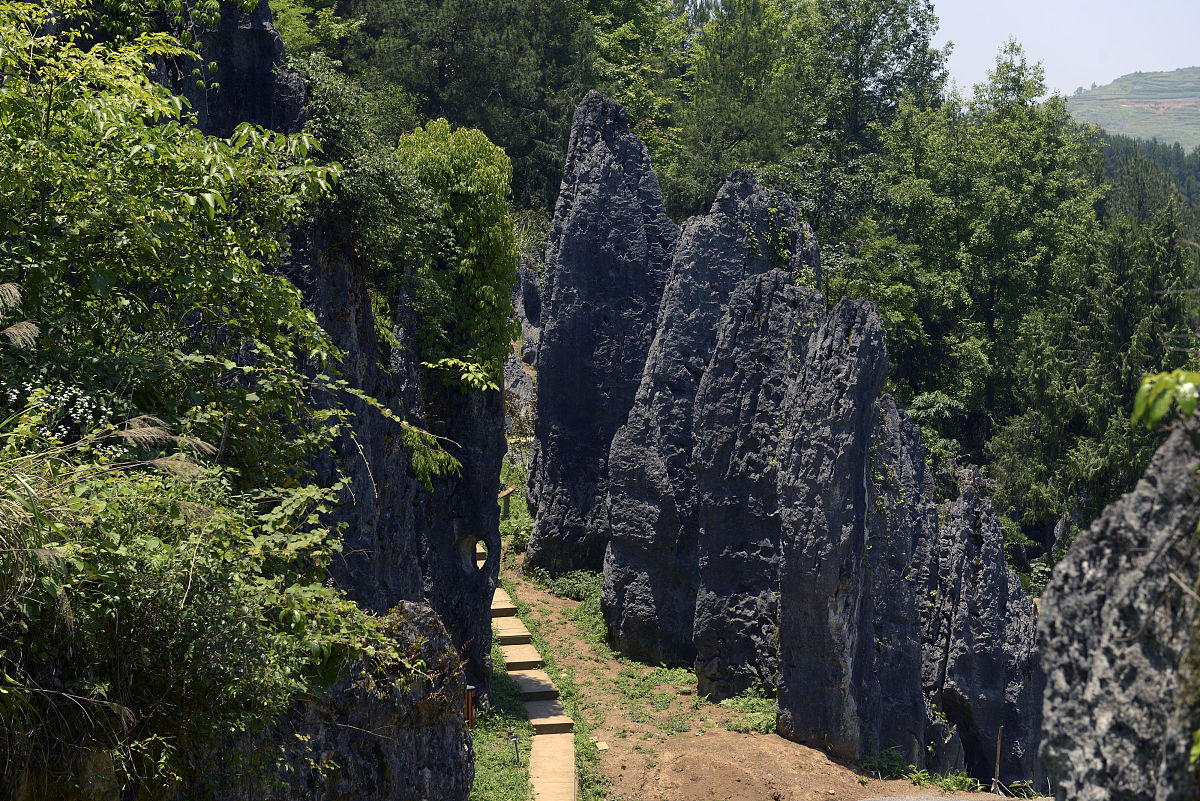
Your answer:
[1067,66,1200,150]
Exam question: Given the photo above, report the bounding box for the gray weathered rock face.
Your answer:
[513,256,542,366]
[603,171,810,665]
[1040,425,1200,801]
[861,395,940,763]
[523,91,678,575]
[922,466,1044,785]
[421,380,506,694]
[691,270,824,699]
[185,0,308,136]
[774,298,889,758]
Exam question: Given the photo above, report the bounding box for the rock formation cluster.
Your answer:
[1040,425,1200,800]
[526,91,1044,784]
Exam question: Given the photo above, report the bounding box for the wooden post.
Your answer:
[465,685,476,728]
[991,725,1004,794]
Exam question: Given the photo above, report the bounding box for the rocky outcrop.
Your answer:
[512,257,541,366]
[1040,425,1200,801]
[220,602,474,801]
[523,91,678,575]
[421,380,506,694]
[691,271,824,699]
[922,467,1044,784]
[861,395,941,763]
[522,91,1048,787]
[773,299,889,758]
[603,172,813,664]
[184,0,308,136]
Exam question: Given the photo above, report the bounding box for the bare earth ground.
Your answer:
[500,556,1045,801]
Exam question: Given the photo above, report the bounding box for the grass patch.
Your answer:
[529,568,609,650]
[859,747,984,793]
[499,459,532,557]
[469,635,535,801]
[718,683,776,734]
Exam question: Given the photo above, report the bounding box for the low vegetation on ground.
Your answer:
[468,637,534,801]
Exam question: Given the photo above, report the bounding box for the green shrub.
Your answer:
[0,410,409,794]
[397,120,520,386]
[719,683,776,734]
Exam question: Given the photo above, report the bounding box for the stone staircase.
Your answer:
[481,545,577,800]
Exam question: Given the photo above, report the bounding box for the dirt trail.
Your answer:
[500,559,1045,801]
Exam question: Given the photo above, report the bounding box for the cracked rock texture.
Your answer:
[524,90,1048,788]
[691,270,824,700]
[1040,425,1200,801]
[861,395,941,764]
[524,90,678,575]
[921,466,1044,785]
[603,171,814,665]
[773,298,889,758]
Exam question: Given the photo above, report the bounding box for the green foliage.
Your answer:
[860,745,908,779]
[718,683,776,734]
[859,747,981,790]
[498,460,532,556]
[333,0,592,207]
[0,9,452,793]
[0,409,409,795]
[397,120,520,384]
[0,7,343,488]
[1133,369,1200,429]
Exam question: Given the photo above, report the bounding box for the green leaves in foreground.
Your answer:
[1132,369,1200,429]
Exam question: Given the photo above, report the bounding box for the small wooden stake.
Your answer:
[991,725,1004,794]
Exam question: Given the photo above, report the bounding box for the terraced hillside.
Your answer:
[1067,66,1200,148]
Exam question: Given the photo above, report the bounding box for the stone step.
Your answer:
[494,616,532,645]
[528,732,576,801]
[501,643,543,671]
[491,588,517,617]
[475,542,486,559]
[525,699,574,734]
[508,669,558,701]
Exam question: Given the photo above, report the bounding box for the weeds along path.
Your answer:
[497,556,1026,801]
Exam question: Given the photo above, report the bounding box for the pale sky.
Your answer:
[932,0,1200,97]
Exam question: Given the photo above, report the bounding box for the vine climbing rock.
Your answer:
[524,90,678,575]
[603,171,816,665]
[773,298,891,758]
[920,466,1044,785]
[178,0,307,137]
[691,269,825,700]
[225,602,475,801]
[1040,425,1200,800]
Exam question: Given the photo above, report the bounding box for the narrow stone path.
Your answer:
[481,545,577,800]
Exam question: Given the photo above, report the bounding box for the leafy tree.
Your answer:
[334,0,592,207]
[0,6,448,794]
[667,0,796,215]
[813,0,947,149]
[871,41,1103,464]
[397,120,521,383]
[991,154,1198,534]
